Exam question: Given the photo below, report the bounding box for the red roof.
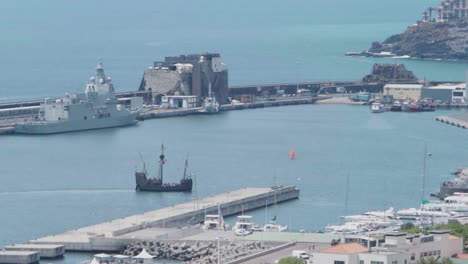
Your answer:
[320,243,368,254]
[449,234,461,240]
[455,254,468,259]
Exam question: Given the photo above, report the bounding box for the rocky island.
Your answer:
[350,0,468,60]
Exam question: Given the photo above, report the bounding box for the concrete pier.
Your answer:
[31,186,300,252]
[5,244,64,259]
[135,97,317,121]
[0,251,39,264]
[435,115,468,129]
[221,97,316,111]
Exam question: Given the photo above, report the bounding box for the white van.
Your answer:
[292,250,309,260]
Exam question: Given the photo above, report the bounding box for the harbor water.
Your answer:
[1,0,468,263]
[2,105,468,264]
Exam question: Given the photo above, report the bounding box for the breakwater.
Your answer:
[123,240,275,264]
[30,186,299,252]
[435,115,468,129]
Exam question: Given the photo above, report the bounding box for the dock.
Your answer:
[30,186,300,252]
[132,97,317,121]
[5,244,64,259]
[435,115,468,129]
[221,97,316,111]
[0,251,39,264]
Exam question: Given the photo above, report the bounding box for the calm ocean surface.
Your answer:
[1,0,468,263]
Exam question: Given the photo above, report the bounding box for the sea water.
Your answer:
[1,1,468,263]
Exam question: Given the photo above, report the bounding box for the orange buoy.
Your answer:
[289,150,296,160]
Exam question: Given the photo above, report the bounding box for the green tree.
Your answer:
[416,257,453,264]
[434,220,468,253]
[278,257,305,264]
[440,257,454,264]
[400,222,421,234]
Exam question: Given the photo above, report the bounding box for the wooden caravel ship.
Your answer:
[135,145,193,192]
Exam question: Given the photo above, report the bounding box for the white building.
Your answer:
[383,84,423,101]
[161,95,198,109]
[313,231,463,264]
[421,83,466,104]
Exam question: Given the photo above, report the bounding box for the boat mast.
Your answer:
[183,157,188,179]
[139,152,147,175]
[422,143,427,204]
[158,144,166,182]
[345,173,350,217]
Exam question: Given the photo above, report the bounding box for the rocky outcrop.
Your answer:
[362,64,418,83]
[369,21,468,60]
[123,240,271,264]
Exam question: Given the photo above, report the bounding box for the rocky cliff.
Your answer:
[362,64,418,83]
[369,21,468,60]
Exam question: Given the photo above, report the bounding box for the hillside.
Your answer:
[369,21,468,60]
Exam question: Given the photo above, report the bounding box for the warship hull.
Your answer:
[15,114,137,134]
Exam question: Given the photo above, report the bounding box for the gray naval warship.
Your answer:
[15,62,137,134]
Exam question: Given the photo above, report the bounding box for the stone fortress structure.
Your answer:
[422,0,468,22]
[139,53,229,106]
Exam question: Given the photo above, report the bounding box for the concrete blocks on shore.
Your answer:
[123,240,272,264]
[5,244,64,259]
[0,251,39,264]
[435,116,468,129]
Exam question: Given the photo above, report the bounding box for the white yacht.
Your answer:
[232,215,255,236]
[343,208,396,222]
[422,201,468,213]
[201,214,224,230]
[445,193,468,204]
[263,218,288,232]
[325,222,369,234]
[397,208,451,220]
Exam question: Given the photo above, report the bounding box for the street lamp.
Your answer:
[217,236,225,264]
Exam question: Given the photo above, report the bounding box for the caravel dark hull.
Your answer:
[135,172,192,192]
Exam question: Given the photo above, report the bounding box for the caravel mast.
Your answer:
[158,144,166,182]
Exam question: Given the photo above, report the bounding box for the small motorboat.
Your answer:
[390,101,402,112]
[370,103,385,113]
